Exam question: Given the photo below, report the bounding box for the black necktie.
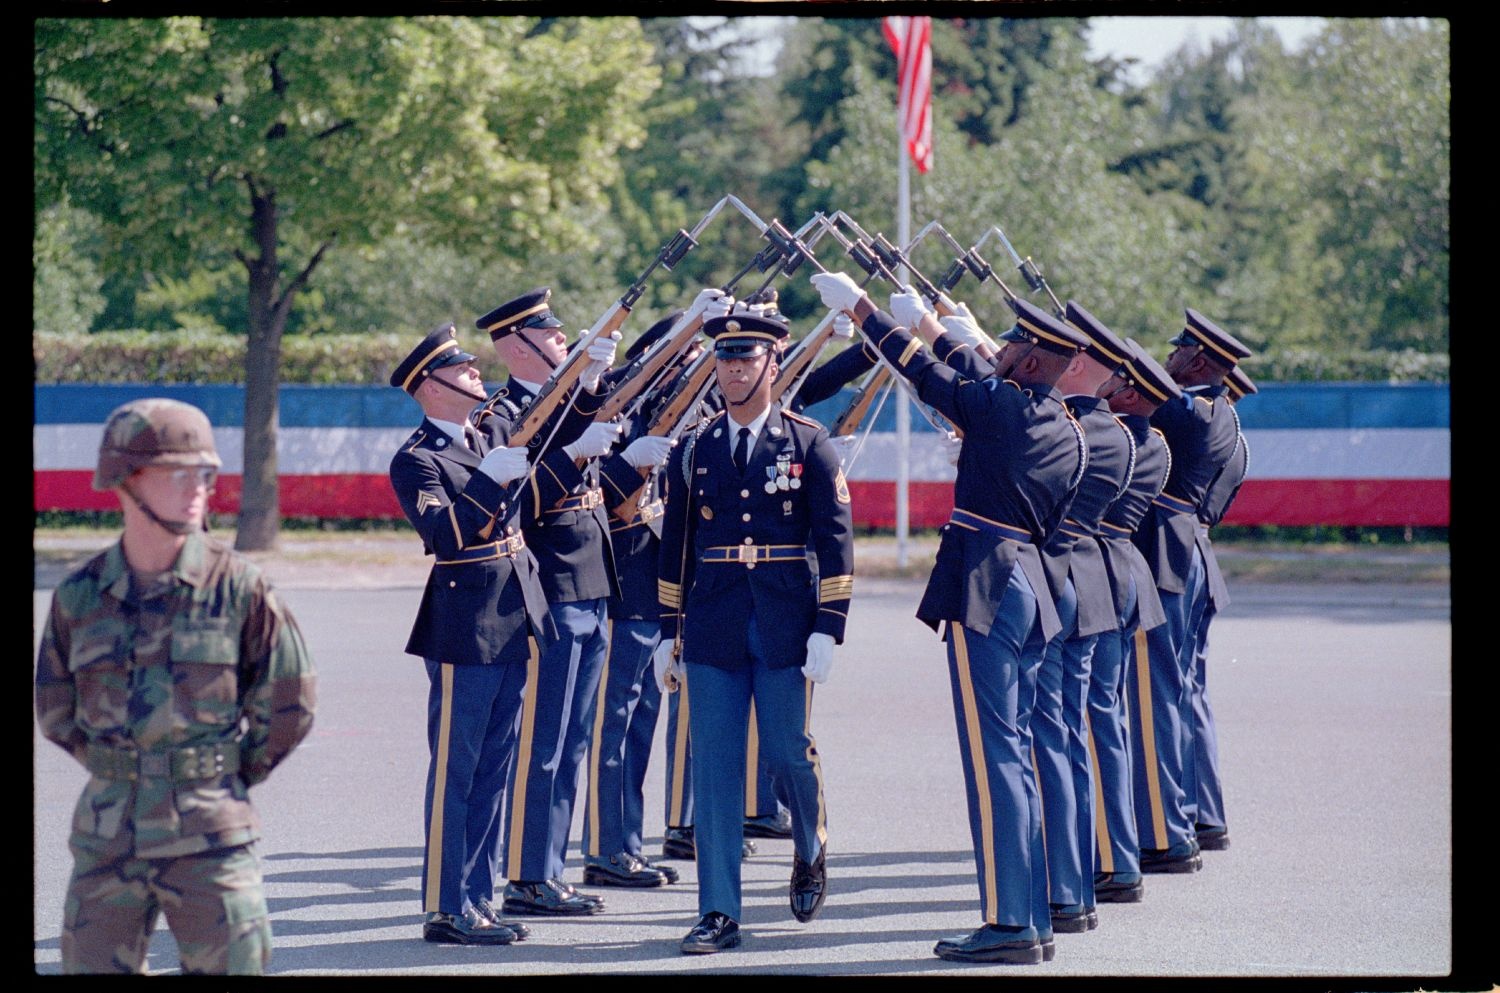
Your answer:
[733,426,750,474]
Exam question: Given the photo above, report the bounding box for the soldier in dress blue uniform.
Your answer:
[388,322,580,945]
[660,293,804,855]
[1185,365,1256,853]
[812,271,1088,965]
[653,310,854,955]
[471,288,625,916]
[1128,309,1251,873]
[1088,339,1180,904]
[578,298,727,888]
[1029,301,1138,936]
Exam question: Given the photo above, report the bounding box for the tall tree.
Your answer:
[801,27,1211,341]
[36,16,659,548]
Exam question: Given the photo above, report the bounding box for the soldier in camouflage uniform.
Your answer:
[35,398,317,975]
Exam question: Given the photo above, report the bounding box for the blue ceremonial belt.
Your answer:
[436,535,527,565]
[701,544,808,565]
[1151,492,1197,516]
[948,508,1034,544]
[1056,518,1094,540]
[549,487,605,514]
[610,499,663,533]
[1099,520,1135,540]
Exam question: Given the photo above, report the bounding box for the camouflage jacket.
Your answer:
[35,532,317,858]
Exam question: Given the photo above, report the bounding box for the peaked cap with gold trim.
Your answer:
[1063,299,1130,371]
[476,287,565,342]
[390,322,476,395]
[1120,337,1183,406]
[706,311,789,358]
[1169,307,1252,367]
[999,297,1089,356]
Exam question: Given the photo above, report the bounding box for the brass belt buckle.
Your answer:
[736,545,755,564]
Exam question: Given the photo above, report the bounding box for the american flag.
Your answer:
[883,16,933,174]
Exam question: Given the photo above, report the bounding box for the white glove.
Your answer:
[621,434,675,469]
[941,431,963,467]
[579,331,621,391]
[952,300,978,323]
[810,271,865,315]
[829,433,859,468]
[889,285,933,330]
[831,312,855,339]
[653,640,682,693]
[939,313,993,351]
[694,288,734,322]
[477,446,530,485]
[801,632,835,684]
[563,420,622,461]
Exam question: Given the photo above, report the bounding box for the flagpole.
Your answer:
[895,77,912,570]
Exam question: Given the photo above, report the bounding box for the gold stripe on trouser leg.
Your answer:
[1133,627,1168,850]
[669,669,690,825]
[585,620,614,857]
[744,700,760,816]
[1087,710,1114,873]
[804,677,828,847]
[424,663,455,912]
[1033,744,1050,903]
[951,626,1000,924]
[505,638,542,881]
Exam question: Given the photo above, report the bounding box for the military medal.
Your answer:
[764,467,779,494]
[789,463,803,490]
[774,454,793,490]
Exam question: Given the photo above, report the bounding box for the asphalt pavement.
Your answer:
[32,568,1464,983]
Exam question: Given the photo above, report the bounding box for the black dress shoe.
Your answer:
[1049,903,1097,933]
[551,878,605,908]
[933,924,1044,964]
[789,846,827,923]
[662,826,755,861]
[1195,824,1231,850]
[1040,933,1056,962]
[636,853,680,884]
[423,908,518,945]
[1140,842,1203,874]
[743,807,794,839]
[662,826,696,860]
[502,879,607,916]
[1094,872,1145,903]
[680,912,740,954]
[472,897,531,940]
[583,852,669,888]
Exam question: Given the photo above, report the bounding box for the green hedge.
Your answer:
[34,329,1450,385]
[35,329,420,385]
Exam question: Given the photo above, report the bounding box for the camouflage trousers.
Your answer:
[61,835,270,975]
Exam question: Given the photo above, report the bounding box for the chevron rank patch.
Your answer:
[834,468,851,505]
[416,491,443,515]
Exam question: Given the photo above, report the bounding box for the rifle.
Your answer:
[597,207,830,424]
[794,213,959,439]
[495,205,718,453]
[608,207,833,525]
[975,223,1066,319]
[773,219,889,411]
[833,211,959,320]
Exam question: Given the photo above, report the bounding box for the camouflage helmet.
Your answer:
[93,398,222,491]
